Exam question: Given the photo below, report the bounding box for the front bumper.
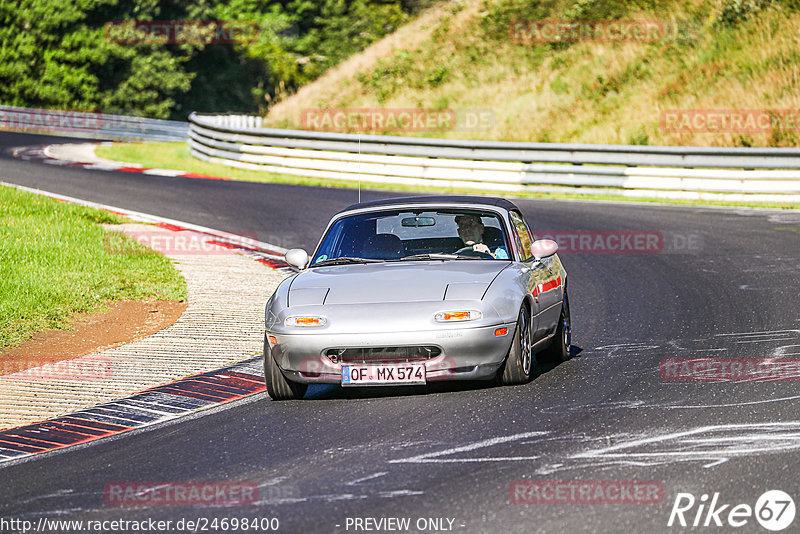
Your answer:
[266,323,515,384]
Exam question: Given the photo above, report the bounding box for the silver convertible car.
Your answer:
[263,196,570,400]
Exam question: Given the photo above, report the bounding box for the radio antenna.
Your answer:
[357,134,362,204]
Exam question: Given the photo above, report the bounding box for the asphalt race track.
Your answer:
[2,132,800,533]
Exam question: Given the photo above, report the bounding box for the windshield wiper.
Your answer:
[399,253,472,261]
[312,256,384,267]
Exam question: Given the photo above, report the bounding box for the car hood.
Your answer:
[288,261,509,306]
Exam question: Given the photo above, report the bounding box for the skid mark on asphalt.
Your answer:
[567,421,800,469]
[541,393,800,414]
[324,440,443,456]
[773,344,800,356]
[532,329,800,418]
[592,342,661,354]
[346,472,388,486]
[378,490,425,497]
[588,328,800,360]
[377,422,800,477]
[715,329,800,345]
[389,432,547,464]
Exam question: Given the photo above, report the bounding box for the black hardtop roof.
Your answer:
[341,195,520,214]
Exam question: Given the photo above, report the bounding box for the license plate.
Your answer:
[341,364,426,386]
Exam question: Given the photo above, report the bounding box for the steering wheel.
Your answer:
[454,246,494,259]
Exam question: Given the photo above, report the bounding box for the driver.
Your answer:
[455,214,508,259]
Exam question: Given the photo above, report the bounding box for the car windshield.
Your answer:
[311,209,512,265]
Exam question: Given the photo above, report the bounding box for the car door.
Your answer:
[509,211,563,341]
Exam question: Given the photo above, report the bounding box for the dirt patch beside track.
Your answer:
[0,300,186,375]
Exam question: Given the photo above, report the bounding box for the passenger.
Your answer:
[454,214,509,259]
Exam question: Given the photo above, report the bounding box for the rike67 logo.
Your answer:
[668,490,796,531]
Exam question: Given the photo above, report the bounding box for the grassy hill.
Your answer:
[266,0,800,147]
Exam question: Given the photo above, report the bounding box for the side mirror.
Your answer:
[284,248,309,269]
[531,239,558,260]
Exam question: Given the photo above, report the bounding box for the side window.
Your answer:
[509,211,533,261]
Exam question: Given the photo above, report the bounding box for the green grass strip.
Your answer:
[0,185,187,350]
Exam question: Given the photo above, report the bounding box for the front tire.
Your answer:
[498,305,533,385]
[264,336,308,400]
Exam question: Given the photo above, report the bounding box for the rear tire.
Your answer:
[498,305,533,385]
[264,336,308,400]
[538,291,571,363]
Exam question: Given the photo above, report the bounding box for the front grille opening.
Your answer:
[325,346,442,364]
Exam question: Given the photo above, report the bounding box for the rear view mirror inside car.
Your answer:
[401,216,436,227]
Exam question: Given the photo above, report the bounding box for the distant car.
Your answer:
[263,196,570,400]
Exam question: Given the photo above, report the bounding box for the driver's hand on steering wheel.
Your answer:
[472,243,490,254]
[472,243,493,256]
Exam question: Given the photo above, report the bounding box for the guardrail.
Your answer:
[188,112,800,201]
[0,105,188,141]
